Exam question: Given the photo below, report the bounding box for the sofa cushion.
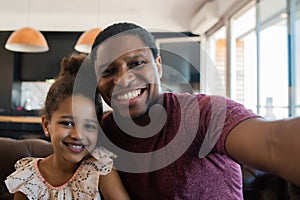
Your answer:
[0,137,52,198]
[242,166,300,200]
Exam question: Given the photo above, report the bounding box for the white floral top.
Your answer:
[5,147,116,200]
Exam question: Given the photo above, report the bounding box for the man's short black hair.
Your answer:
[91,22,159,59]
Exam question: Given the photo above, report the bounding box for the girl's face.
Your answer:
[42,95,99,164]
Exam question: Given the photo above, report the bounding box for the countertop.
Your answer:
[0,116,41,123]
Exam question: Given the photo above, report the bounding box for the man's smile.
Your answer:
[111,84,148,102]
[116,89,141,101]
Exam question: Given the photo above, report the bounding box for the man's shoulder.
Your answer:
[163,92,207,99]
[163,92,213,105]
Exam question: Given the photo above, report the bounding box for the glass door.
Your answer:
[231,4,257,112]
[258,0,289,119]
[295,0,300,115]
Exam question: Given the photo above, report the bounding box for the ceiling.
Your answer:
[0,0,238,33]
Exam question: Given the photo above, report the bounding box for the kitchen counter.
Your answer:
[0,116,44,140]
[0,115,41,123]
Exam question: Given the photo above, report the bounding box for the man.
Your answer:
[90,22,300,199]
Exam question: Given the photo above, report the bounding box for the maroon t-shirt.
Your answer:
[100,93,259,199]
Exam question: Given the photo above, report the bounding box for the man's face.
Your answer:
[94,35,162,119]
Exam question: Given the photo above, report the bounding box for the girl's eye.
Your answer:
[129,60,145,69]
[84,123,97,131]
[59,121,74,127]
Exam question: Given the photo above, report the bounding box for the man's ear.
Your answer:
[155,56,163,78]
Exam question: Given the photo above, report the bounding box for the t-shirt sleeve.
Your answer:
[192,94,260,156]
[213,96,260,154]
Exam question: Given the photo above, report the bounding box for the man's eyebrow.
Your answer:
[96,52,147,69]
[96,61,110,69]
[124,54,145,62]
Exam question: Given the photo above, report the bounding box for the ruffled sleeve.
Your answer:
[83,147,117,175]
[5,157,41,199]
[14,157,33,170]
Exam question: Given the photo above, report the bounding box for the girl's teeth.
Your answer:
[69,144,84,149]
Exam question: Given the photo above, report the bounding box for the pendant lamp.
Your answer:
[74,28,102,54]
[5,27,49,53]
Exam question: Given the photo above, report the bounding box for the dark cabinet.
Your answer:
[0,31,82,115]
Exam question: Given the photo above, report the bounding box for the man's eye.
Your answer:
[101,67,116,77]
[129,60,145,69]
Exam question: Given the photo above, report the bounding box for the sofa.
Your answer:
[0,137,53,199]
[0,137,299,200]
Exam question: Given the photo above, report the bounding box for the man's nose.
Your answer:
[114,65,135,87]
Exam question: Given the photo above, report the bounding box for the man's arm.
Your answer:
[226,117,300,186]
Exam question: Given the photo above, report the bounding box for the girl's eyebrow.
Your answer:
[60,115,97,124]
[60,115,73,119]
[85,119,98,124]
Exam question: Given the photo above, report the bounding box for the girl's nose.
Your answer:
[69,127,81,140]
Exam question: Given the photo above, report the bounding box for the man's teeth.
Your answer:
[117,89,141,100]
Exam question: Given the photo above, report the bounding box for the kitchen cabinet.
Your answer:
[0,31,82,115]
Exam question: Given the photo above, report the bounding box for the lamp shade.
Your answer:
[5,27,49,53]
[74,28,102,53]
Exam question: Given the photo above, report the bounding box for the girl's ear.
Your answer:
[41,115,50,135]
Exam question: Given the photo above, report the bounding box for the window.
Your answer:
[231,5,257,112]
[258,0,288,119]
[203,0,298,117]
[229,0,289,119]
[295,0,300,115]
[205,27,227,96]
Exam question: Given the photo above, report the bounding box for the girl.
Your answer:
[5,54,130,200]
